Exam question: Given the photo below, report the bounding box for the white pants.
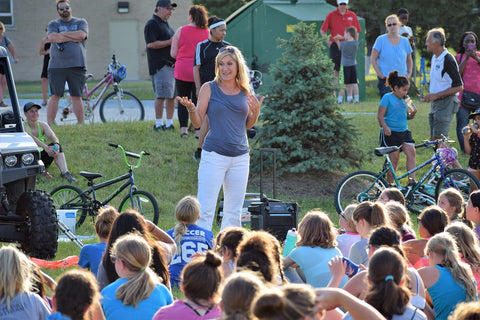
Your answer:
[197,150,250,231]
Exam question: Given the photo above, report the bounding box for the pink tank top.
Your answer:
[174,25,209,82]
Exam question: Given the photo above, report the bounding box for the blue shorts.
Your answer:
[151,66,175,99]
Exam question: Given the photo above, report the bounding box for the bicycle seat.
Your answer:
[374,146,400,156]
[79,171,102,180]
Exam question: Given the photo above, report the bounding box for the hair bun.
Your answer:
[204,250,222,268]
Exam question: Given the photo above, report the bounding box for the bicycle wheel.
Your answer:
[99,91,144,122]
[334,171,388,214]
[50,185,89,228]
[119,190,159,225]
[435,169,480,202]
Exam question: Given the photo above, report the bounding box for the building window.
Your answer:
[0,0,13,27]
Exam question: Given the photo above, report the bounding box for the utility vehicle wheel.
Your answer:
[16,190,58,259]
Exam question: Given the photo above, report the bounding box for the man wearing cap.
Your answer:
[144,0,177,132]
[321,0,361,100]
[46,0,88,125]
[423,28,463,141]
[23,102,77,183]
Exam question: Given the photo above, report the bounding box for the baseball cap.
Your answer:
[469,108,480,119]
[337,0,348,4]
[156,0,177,8]
[24,102,41,112]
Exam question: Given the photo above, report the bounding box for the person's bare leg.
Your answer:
[155,98,165,120]
[41,78,49,105]
[47,95,60,125]
[388,150,400,184]
[70,96,84,124]
[403,144,416,180]
[53,153,68,174]
[165,98,175,120]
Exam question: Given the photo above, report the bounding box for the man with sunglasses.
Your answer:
[321,0,361,102]
[46,0,88,125]
[145,0,177,132]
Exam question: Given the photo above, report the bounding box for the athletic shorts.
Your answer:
[49,67,86,97]
[151,65,175,99]
[379,129,415,147]
[329,43,341,72]
[343,65,357,85]
[429,95,460,138]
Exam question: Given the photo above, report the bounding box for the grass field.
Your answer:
[13,75,470,286]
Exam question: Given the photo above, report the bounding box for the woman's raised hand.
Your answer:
[176,96,195,111]
[247,94,264,115]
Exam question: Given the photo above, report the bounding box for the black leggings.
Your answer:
[175,79,197,127]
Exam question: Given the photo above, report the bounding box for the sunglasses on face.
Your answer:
[339,3,347,5]
[58,6,70,11]
[387,23,397,27]
[219,47,235,54]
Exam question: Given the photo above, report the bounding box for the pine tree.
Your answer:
[254,22,363,173]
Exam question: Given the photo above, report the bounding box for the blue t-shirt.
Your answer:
[379,93,408,132]
[428,265,471,320]
[202,81,249,157]
[78,242,106,277]
[289,246,347,288]
[373,34,412,76]
[167,224,213,286]
[101,278,173,320]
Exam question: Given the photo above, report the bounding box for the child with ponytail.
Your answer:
[354,247,426,320]
[101,233,173,320]
[438,188,471,226]
[377,70,416,183]
[418,232,477,320]
[167,196,214,287]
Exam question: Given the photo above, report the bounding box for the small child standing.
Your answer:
[334,26,359,104]
[463,110,480,182]
[167,196,214,287]
[78,206,119,277]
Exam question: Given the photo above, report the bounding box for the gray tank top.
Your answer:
[202,81,249,157]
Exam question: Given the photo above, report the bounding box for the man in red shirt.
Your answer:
[321,0,361,101]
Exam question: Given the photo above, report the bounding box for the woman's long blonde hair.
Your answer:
[214,46,251,95]
[427,232,477,301]
[112,233,161,307]
[446,223,480,273]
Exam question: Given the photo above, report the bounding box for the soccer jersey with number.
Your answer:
[167,224,214,285]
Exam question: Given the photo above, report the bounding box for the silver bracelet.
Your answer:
[188,107,197,113]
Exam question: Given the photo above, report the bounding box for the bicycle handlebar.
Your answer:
[108,143,149,169]
[414,137,455,149]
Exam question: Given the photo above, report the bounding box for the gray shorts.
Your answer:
[429,95,460,138]
[49,67,86,97]
[151,66,175,99]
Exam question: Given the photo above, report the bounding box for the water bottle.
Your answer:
[282,228,297,257]
[462,123,479,135]
[342,257,361,278]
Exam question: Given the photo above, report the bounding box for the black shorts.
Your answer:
[343,65,357,85]
[40,143,63,169]
[329,43,341,72]
[379,129,415,147]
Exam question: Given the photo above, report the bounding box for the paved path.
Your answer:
[10,97,169,125]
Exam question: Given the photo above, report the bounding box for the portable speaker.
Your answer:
[248,199,298,241]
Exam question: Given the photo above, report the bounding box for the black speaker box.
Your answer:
[248,199,299,241]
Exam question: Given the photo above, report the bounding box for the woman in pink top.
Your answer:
[171,5,209,137]
[456,31,480,153]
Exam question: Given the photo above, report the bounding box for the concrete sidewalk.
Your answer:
[11,97,173,125]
